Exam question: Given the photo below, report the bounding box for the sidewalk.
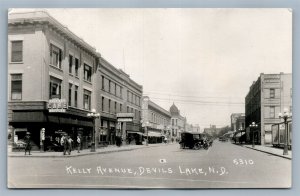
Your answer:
[8,143,173,158]
[243,144,292,160]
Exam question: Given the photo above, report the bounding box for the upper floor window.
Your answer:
[101,96,104,111]
[74,85,78,108]
[270,88,275,98]
[84,64,92,82]
[102,76,105,90]
[75,58,79,77]
[270,106,275,118]
[11,41,23,62]
[11,74,22,100]
[83,89,91,110]
[68,83,72,106]
[69,55,73,74]
[49,76,62,99]
[50,44,62,69]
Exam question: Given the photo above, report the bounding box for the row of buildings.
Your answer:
[230,72,292,146]
[7,10,199,150]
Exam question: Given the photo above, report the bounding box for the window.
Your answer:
[11,41,23,62]
[11,74,22,100]
[114,102,117,114]
[83,64,92,82]
[68,83,72,106]
[83,89,91,110]
[69,55,73,74]
[102,76,104,90]
[108,99,111,113]
[172,119,174,126]
[50,44,62,69]
[101,97,104,111]
[270,106,275,118]
[120,103,122,112]
[114,83,117,95]
[127,106,129,113]
[270,88,275,98]
[49,77,62,99]
[120,87,122,98]
[75,58,79,77]
[74,86,78,107]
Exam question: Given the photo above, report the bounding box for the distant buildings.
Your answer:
[141,96,171,143]
[245,73,292,145]
[169,103,187,140]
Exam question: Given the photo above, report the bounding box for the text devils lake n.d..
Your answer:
[65,165,229,176]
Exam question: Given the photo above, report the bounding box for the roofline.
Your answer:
[8,10,101,58]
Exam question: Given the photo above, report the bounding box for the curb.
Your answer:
[243,146,292,160]
[8,143,170,158]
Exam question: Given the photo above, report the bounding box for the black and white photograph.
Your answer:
[7,8,292,189]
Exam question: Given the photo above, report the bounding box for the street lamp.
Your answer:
[249,122,258,148]
[279,109,292,155]
[87,108,100,152]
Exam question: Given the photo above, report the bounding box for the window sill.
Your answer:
[84,80,92,85]
[9,61,24,64]
[49,65,63,72]
[69,73,73,77]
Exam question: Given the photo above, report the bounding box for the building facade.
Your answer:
[169,103,186,140]
[98,58,143,145]
[230,113,245,132]
[8,11,101,150]
[245,73,292,145]
[141,96,171,143]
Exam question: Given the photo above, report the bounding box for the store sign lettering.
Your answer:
[48,98,68,113]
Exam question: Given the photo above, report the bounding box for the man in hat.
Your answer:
[24,132,32,155]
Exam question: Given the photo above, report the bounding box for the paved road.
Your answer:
[8,141,291,188]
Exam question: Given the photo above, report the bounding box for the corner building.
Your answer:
[245,73,292,145]
[8,11,101,149]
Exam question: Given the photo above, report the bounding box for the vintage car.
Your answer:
[179,132,209,150]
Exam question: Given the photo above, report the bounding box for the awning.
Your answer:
[147,131,162,137]
[127,131,144,136]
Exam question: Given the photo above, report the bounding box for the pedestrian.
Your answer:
[24,132,32,155]
[61,134,68,155]
[76,135,81,153]
[67,136,73,155]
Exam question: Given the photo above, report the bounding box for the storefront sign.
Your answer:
[117,113,133,122]
[48,98,68,112]
[118,118,133,122]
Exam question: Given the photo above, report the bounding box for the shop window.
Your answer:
[11,74,22,100]
[11,41,23,62]
[83,89,91,110]
[49,77,62,99]
[83,64,92,82]
[50,44,62,69]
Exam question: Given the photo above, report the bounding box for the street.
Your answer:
[8,141,291,188]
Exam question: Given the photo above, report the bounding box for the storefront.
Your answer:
[9,101,94,151]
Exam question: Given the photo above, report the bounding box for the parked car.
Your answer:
[179,132,209,150]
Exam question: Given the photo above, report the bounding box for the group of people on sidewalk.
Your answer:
[60,135,81,155]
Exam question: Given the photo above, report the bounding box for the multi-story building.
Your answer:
[98,58,143,145]
[141,96,171,143]
[230,113,245,132]
[8,10,101,149]
[7,10,144,150]
[245,73,292,145]
[169,103,186,140]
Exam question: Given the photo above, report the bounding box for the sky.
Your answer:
[11,8,292,129]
